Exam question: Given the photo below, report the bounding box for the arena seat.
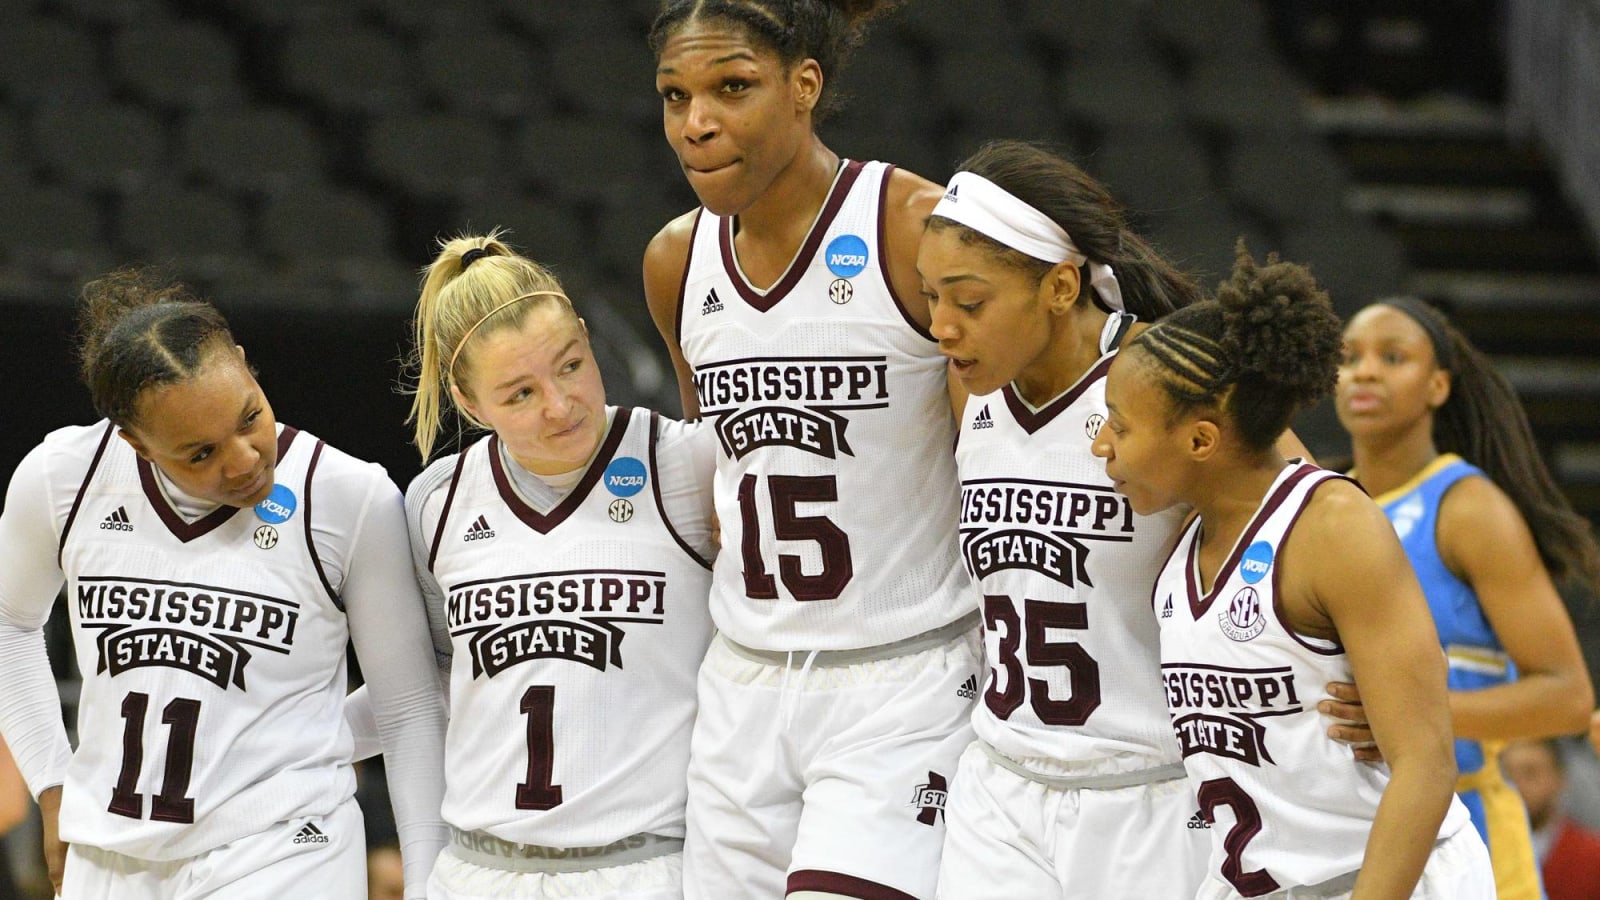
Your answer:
[0,18,104,106]
[280,27,416,115]
[418,29,547,120]
[32,102,167,194]
[181,108,327,195]
[113,21,244,112]
[365,112,502,202]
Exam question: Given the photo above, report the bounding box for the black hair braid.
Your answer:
[648,0,901,116]
[929,140,1203,320]
[76,268,236,427]
[1399,309,1600,588]
[1132,244,1340,451]
[1215,243,1343,409]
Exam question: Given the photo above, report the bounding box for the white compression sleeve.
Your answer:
[337,467,448,900]
[0,442,76,798]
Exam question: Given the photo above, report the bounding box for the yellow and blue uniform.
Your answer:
[1377,453,1544,900]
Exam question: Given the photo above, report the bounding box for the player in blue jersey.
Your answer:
[1336,298,1597,899]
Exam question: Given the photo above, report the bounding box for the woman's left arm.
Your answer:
[340,473,449,900]
[1436,475,1594,739]
[1288,481,1458,899]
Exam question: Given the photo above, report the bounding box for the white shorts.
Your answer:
[935,741,1207,899]
[682,619,981,900]
[1193,823,1495,899]
[61,796,365,899]
[427,846,681,900]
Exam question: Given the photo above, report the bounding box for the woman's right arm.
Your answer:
[0,442,78,893]
[1288,481,1458,899]
[644,212,702,420]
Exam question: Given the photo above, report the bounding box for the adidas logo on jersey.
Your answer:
[1160,594,1173,619]
[702,287,724,315]
[99,506,133,532]
[463,515,496,542]
[955,674,978,699]
[1187,812,1212,830]
[292,822,330,844]
[972,405,994,429]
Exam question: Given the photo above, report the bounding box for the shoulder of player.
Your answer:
[643,208,701,326]
[1434,470,1531,564]
[290,430,400,506]
[882,165,944,231]
[643,209,699,285]
[26,421,125,494]
[1284,475,1386,553]
[404,452,463,513]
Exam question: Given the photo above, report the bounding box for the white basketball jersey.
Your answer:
[676,159,972,651]
[955,314,1184,773]
[1153,462,1469,893]
[425,407,713,846]
[56,423,356,860]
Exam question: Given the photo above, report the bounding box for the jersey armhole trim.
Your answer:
[671,208,703,344]
[1271,472,1352,656]
[648,411,713,571]
[57,422,117,567]
[302,439,342,610]
[878,163,936,343]
[426,447,473,573]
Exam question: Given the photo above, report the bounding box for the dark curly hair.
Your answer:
[1130,243,1342,451]
[647,0,902,118]
[927,140,1204,321]
[76,268,238,428]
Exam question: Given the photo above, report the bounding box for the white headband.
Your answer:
[931,171,1124,311]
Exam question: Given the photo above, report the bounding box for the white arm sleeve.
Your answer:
[344,456,458,764]
[0,441,77,799]
[337,468,448,899]
[653,417,719,562]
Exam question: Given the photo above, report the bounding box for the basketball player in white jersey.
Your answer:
[383,233,716,900]
[919,141,1375,898]
[0,270,446,899]
[1093,246,1492,897]
[643,2,981,897]
[915,141,1212,898]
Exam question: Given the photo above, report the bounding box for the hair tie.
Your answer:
[932,171,1123,311]
[1378,296,1455,371]
[460,247,489,268]
[447,290,571,380]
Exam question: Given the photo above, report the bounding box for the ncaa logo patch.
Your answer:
[824,234,868,278]
[1239,540,1274,585]
[255,484,296,524]
[1219,586,1267,642]
[603,457,647,497]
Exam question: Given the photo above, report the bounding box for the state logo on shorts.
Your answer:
[909,771,947,825]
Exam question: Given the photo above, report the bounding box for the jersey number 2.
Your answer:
[983,594,1101,725]
[109,692,201,823]
[737,474,853,601]
[1197,777,1280,896]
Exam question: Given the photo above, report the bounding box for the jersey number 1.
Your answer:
[737,474,854,601]
[516,685,563,810]
[109,692,201,824]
